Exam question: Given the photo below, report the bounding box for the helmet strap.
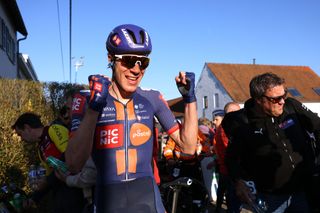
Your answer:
[108,61,115,70]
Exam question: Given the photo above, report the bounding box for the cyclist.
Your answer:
[65,24,198,213]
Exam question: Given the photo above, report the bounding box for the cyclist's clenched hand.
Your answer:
[175,72,196,103]
[88,74,111,112]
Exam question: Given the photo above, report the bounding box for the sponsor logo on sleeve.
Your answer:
[72,94,86,114]
[93,82,102,92]
[96,124,123,149]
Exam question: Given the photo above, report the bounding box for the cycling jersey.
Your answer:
[71,88,179,212]
[32,124,85,213]
[38,124,69,174]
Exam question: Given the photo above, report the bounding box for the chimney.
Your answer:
[253,58,256,65]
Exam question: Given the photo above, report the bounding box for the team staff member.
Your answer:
[12,112,84,213]
[223,72,320,212]
[65,24,198,213]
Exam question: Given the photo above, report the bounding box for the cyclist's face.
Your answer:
[112,56,146,97]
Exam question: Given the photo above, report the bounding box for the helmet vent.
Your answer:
[127,30,137,44]
[140,31,145,45]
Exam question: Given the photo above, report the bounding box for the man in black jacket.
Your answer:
[222,72,320,212]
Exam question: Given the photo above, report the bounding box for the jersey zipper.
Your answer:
[124,103,129,180]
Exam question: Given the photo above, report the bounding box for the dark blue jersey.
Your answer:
[71,88,178,184]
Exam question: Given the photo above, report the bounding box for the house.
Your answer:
[0,0,37,80]
[195,63,320,120]
[167,97,184,120]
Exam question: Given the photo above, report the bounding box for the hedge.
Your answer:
[0,78,86,212]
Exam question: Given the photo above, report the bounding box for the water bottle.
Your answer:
[46,156,69,174]
[244,181,268,213]
[28,165,38,191]
[11,193,23,213]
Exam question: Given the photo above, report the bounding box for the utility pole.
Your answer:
[69,0,72,83]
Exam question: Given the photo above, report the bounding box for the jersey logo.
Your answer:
[130,123,151,146]
[254,128,263,135]
[279,119,294,129]
[48,124,68,152]
[96,124,124,149]
[72,93,86,114]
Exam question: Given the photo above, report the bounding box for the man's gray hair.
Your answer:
[249,72,285,99]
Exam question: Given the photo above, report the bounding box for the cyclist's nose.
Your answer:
[130,61,144,73]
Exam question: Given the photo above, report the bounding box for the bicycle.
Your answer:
[159,159,212,213]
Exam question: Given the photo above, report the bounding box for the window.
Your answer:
[287,88,302,97]
[0,18,16,64]
[213,93,219,108]
[313,87,320,96]
[0,18,2,49]
[1,20,6,51]
[203,96,208,109]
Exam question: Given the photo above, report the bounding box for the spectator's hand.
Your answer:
[234,179,256,205]
[54,169,68,183]
[88,74,111,112]
[175,72,196,103]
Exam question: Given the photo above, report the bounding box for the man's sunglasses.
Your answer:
[262,90,287,104]
[114,54,150,70]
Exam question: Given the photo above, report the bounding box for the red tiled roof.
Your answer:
[167,97,184,117]
[206,63,320,103]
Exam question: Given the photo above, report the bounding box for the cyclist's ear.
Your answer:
[107,54,113,63]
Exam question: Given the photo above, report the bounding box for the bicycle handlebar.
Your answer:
[161,177,193,189]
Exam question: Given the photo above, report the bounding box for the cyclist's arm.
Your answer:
[66,108,99,173]
[170,72,198,155]
[169,101,198,155]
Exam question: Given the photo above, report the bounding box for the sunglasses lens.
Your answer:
[140,58,150,69]
[265,91,287,103]
[118,56,150,69]
[273,97,282,103]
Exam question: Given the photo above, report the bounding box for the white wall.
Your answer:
[195,64,233,120]
[304,103,320,117]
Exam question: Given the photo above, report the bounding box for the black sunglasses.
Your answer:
[114,54,150,70]
[262,90,287,104]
